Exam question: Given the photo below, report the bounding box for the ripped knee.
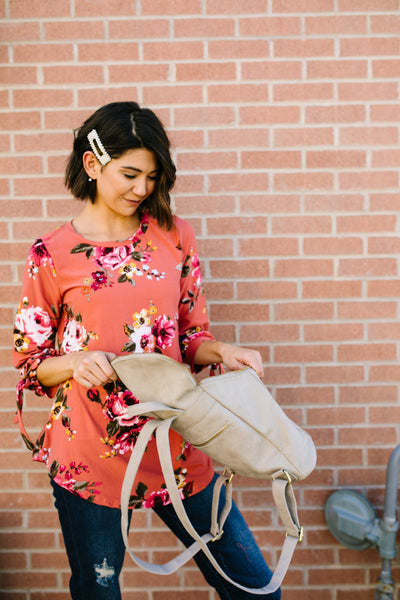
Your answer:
[94,558,116,588]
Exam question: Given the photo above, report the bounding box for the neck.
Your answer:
[73,203,141,242]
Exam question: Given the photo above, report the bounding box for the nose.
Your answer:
[132,176,148,197]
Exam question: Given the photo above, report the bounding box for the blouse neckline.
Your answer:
[67,213,149,247]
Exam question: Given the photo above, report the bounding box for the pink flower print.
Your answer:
[140,334,156,353]
[93,245,131,271]
[15,306,53,347]
[29,238,53,268]
[61,319,87,353]
[91,270,108,291]
[152,315,175,349]
[103,390,139,427]
[191,252,202,288]
[113,430,141,455]
[143,489,170,509]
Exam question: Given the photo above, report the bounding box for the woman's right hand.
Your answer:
[70,351,118,388]
[36,350,118,389]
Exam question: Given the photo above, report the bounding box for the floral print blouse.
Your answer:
[13,214,215,508]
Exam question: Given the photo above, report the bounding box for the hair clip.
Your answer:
[87,129,111,166]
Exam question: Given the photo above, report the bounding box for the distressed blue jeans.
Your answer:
[50,473,281,600]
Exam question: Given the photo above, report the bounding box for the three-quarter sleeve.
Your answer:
[13,239,60,408]
[177,223,215,368]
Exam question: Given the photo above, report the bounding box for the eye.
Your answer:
[124,174,136,180]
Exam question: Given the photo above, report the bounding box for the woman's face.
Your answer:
[93,148,158,218]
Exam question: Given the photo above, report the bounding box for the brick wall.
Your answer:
[1,1,400,598]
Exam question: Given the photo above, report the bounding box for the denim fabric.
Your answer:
[50,473,281,600]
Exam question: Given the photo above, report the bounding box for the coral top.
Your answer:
[13,214,215,508]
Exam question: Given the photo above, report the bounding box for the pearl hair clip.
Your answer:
[87,129,111,166]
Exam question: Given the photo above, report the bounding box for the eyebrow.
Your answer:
[121,166,159,174]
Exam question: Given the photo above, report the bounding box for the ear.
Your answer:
[83,151,100,180]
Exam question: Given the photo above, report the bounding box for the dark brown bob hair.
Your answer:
[65,102,176,230]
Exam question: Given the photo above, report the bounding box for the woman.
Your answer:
[13,102,281,600]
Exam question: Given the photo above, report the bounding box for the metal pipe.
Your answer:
[375,444,400,600]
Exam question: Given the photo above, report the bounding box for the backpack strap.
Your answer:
[121,415,303,594]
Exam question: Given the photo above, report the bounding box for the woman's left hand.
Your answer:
[218,343,264,378]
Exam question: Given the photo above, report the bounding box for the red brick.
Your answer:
[0,22,40,42]
[275,386,334,406]
[78,42,139,62]
[274,301,334,321]
[242,60,302,81]
[305,15,367,34]
[274,171,334,191]
[339,82,399,101]
[307,150,366,168]
[43,20,106,40]
[237,280,297,300]
[240,16,301,36]
[302,280,362,299]
[244,150,301,170]
[368,236,400,255]
[339,126,398,146]
[109,63,170,84]
[0,66,37,85]
[209,127,270,148]
[175,195,236,215]
[109,18,169,39]
[371,13,400,32]
[308,59,368,79]
[274,344,333,363]
[209,303,269,322]
[143,84,203,105]
[143,41,204,61]
[9,0,71,17]
[305,104,366,123]
[141,0,201,14]
[304,194,365,212]
[341,37,399,56]
[208,83,270,104]
[306,365,364,384]
[176,62,236,81]
[75,0,138,16]
[274,258,333,278]
[13,43,74,63]
[368,321,400,340]
[371,149,400,168]
[240,195,300,214]
[177,151,237,171]
[208,39,271,59]
[339,258,397,278]
[272,215,331,234]
[274,83,334,102]
[13,88,73,108]
[338,300,397,320]
[240,105,300,125]
[238,237,299,257]
[240,324,299,344]
[206,216,267,236]
[304,237,363,256]
[339,171,398,190]
[174,106,236,127]
[338,343,397,362]
[175,16,235,37]
[337,214,396,234]
[274,0,334,11]
[208,172,270,193]
[370,104,400,122]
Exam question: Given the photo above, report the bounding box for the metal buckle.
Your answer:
[299,526,304,543]
[211,530,224,542]
[223,468,235,485]
[281,469,293,484]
